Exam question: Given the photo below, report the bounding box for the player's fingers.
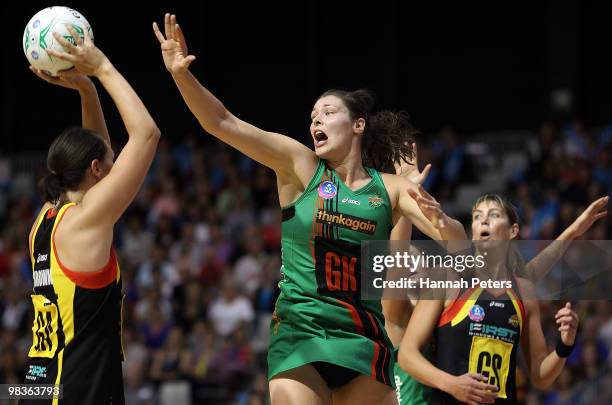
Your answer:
[46,49,76,63]
[556,315,574,324]
[29,67,58,83]
[82,25,93,44]
[153,22,166,43]
[468,373,486,381]
[170,14,177,40]
[417,164,432,184]
[469,394,493,405]
[595,211,608,220]
[407,188,419,200]
[65,25,82,46]
[175,23,188,47]
[164,13,171,39]
[154,23,167,43]
[476,381,499,392]
[57,68,79,77]
[418,184,436,202]
[52,32,74,52]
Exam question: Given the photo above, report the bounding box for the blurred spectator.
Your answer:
[208,278,254,337]
[1,128,610,403]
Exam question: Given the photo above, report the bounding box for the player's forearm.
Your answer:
[526,233,574,282]
[438,215,470,254]
[439,216,468,241]
[96,62,159,141]
[532,351,566,389]
[399,345,453,391]
[384,319,406,348]
[78,82,110,143]
[171,70,230,134]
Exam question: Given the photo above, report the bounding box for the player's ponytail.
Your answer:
[40,172,64,203]
[39,127,108,203]
[318,89,417,174]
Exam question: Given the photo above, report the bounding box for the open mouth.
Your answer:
[479,231,491,239]
[314,130,328,147]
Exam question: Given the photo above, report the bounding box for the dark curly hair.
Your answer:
[318,89,418,174]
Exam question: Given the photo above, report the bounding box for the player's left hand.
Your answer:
[395,142,432,185]
[408,184,447,229]
[568,196,608,238]
[47,25,110,77]
[555,302,579,346]
[29,66,93,91]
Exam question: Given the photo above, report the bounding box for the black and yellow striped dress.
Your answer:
[431,282,525,404]
[23,203,124,405]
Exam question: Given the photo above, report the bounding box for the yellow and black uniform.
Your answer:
[431,282,525,404]
[23,203,124,405]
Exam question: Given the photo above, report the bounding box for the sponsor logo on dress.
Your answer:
[368,195,384,208]
[26,365,47,379]
[341,197,361,205]
[469,304,486,322]
[318,181,337,199]
[508,314,520,328]
[316,209,377,234]
[489,301,505,308]
[469,322,518,341]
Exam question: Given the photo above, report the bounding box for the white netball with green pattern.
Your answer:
[23,7,93,76]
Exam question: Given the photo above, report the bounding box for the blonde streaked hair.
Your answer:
[471,194,529,279]
[472,194,520,228]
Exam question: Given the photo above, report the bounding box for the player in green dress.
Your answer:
[154,13,468,404]
[383,144,432,405]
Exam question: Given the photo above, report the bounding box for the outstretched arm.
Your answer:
[152,13,316,178]
[527,196,608,281]
[29,67,110,144]
[47,26,160,228]
[388,175,468,249]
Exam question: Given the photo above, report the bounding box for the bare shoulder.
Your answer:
[276,152,319,207]
[53,203,114,272]
[379,172,401,203]
[515,276,536,297]
[290,150,319,188]
[514,276,538,315]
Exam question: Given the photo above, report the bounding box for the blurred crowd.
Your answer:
[0,119,611,404]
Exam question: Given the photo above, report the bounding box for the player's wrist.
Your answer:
[94,58,114,79]
[555,338,576,358]
[438,372,457,393]
[76,79,96,94]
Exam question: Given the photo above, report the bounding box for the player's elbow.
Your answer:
[398,346,414,373]
[147,125,161,141]
[530,373,553,390]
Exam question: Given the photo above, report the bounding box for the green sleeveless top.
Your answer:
[279,158,392,305]
[269,159,396,387]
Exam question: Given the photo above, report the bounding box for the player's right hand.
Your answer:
[446,372,499,405]
[47,25,110,77]
[153,13,196,75]
[29,66,93,92]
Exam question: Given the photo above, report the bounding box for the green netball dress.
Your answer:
[268,159,395,388]
[394,347,432,404]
